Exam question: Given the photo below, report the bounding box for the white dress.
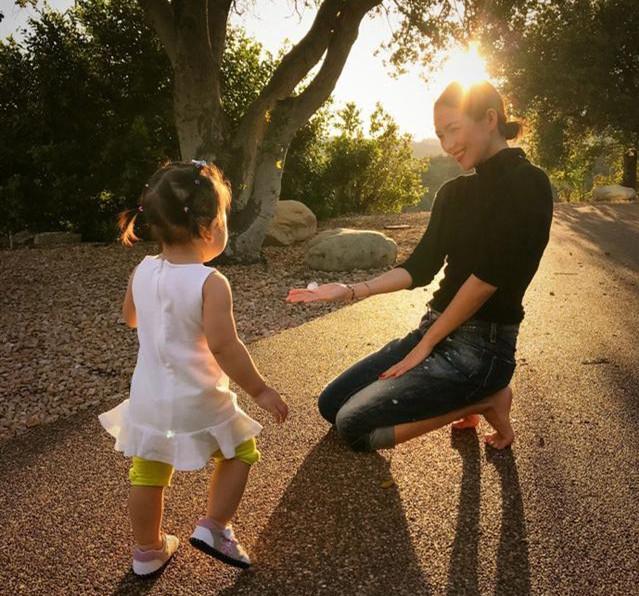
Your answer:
[99,255,262,471]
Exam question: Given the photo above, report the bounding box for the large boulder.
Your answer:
[305,228,397,271]
[592,185,637,202]
[0,230,35,249]
[33,232,82,247]
[264,200,317,246]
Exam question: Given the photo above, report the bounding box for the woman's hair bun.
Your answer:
[503,120,522,140]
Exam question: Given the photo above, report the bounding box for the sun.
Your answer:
[435,42,490,89]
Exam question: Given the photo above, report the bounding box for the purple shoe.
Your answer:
[132,534,179,577]
[189,518,251,569]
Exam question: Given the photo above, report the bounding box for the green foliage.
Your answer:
[221,28,275,131]
[1,0,430,239]
[282,102,427,219]
[0,0,176,240]
[481,0,639,198]
[411,155,462,211]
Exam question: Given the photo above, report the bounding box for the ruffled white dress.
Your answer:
[99,255,262,471]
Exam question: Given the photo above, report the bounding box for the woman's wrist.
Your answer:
[344,281,373,302]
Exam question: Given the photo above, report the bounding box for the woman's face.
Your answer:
[434,104,498,171]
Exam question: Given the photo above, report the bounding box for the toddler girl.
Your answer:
[99,160,288,576]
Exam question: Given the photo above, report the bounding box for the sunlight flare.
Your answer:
[435,42,491,89]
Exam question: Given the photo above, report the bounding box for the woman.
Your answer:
[286,81,553,452]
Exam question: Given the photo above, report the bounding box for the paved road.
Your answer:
[1,202,638,595]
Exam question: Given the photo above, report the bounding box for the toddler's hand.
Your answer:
[253,386,288,423]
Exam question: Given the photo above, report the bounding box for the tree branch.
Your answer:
[208,0,233,81]
[275,0,383,140]
[234,0,344,144]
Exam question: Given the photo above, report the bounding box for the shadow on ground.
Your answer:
[445,430,530,596]
[220,431,432,595]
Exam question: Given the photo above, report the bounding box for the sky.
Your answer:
[0,0,489,140]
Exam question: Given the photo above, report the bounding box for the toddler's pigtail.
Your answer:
[118,206,141,247]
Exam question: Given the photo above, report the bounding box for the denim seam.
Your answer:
[480,355,497,388]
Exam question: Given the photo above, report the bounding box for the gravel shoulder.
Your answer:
[0,211,428,441]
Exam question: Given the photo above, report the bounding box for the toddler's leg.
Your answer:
[207,437,259,526]
[190,438,259,569]
[129,487,164,549]
[207,458,251,527]
[128,457,174,550]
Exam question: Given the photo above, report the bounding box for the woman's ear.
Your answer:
[485,108,499,132]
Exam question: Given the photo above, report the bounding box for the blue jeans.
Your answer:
[318,307,519,451]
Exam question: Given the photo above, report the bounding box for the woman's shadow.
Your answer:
[220,431,433,595]
[446,431,530,596]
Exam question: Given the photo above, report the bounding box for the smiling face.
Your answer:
[434,103,501,171]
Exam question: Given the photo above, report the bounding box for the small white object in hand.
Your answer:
[307,281,319,290]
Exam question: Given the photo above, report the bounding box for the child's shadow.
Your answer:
[446,431,530,596]
[220,431,432,595]
[112,569,162,595]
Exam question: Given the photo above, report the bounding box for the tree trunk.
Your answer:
[140,0,382,263]
[221,104,293,263]
[622,147,637,189]
[173,70,228,163]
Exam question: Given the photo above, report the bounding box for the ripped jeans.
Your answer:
[318,306,520,452]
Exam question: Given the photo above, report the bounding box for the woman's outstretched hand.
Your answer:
[379,341,434,379]
[286,283,350,304]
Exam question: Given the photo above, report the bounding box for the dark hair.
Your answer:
[118,161,231,247]
[435,81,522,140]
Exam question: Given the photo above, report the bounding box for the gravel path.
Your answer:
[0,202,638,595]
[0,211,426,441]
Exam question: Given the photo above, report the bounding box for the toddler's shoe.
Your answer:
[189,518,251,569]
[132,533,179,577]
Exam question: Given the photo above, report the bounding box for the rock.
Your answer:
[33,232,82,247]
[305,228,397,271]
[2,230,35,249]
[592,185,637,202]
[264,200,317,246]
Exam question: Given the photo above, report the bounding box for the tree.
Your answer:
[0,0,176,239]
[1,0,428,238]
[5,0,540,248]
[281,102,427,219]
[480,0,639,192]
[135,0,532,261]
[0,1,286,239]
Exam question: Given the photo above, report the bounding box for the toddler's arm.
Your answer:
[202,271,287,422]
[122,268,137,328]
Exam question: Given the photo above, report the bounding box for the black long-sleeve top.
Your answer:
[394,147,553,324]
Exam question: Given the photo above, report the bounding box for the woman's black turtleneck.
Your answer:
[394,147,554,324]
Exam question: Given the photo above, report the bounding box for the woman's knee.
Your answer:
[334,405,372,452]
[317,379,345,424]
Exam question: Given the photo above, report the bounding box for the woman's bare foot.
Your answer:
[481,385,515,449]
[451,414,481,430]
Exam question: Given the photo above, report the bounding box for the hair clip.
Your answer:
[191,159,207,169]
